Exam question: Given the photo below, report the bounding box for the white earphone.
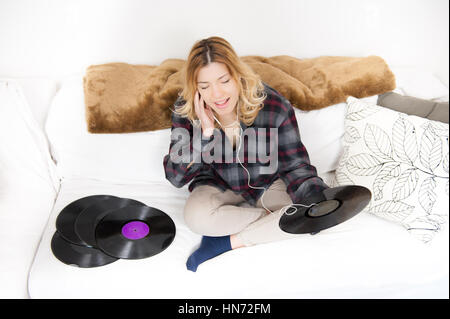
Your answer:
[213,107,316,216]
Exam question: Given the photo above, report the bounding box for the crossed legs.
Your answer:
[183,178,299,248]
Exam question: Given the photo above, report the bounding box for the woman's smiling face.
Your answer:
[196,62,240,120]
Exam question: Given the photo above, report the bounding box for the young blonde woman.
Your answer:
[163,36,329,272]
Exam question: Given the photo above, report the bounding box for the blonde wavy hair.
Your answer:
[174,36,267,128]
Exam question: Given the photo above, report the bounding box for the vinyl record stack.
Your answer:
[51,195,176,268]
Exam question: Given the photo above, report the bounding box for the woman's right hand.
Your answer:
[194,90,215,137]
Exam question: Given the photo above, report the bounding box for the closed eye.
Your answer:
[200,79,230,90]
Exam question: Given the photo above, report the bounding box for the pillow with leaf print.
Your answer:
[335,96,449,243]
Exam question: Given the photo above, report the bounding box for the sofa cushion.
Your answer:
[390,66,449,101]
[45,75,173,184]
[0,80,57,298]
[335,96,449,243]
[28,177,449,298]
[378,92,449,124]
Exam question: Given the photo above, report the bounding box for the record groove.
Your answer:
[74,197,146,247]
[51,195,176,267]
[279,185,371,234]
[51,231,118,268]
[95,206,176,259]
[56,195,119,245]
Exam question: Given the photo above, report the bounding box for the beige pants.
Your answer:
[183,178,299,246]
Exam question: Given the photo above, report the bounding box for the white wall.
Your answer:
[0,0,448,86]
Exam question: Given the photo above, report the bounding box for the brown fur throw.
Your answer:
[83,55,395,133]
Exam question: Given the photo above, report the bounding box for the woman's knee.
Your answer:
[184,206,211,235]
[183,186,218,234]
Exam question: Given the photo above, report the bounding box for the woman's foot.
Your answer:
[186,234,246,272]
[186,235,232,272]
[230,233,244,249]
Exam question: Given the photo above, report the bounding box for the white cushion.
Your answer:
[0,80,58,190]
[17,77,58,131]
[0,77,58,131]
[391,66,449,101]
[45,75,173,184]
[0,80,57,298]
[28,177,449,298]
[295,95,378,175]
[335,96,449,243]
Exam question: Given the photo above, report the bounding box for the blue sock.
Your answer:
[186,235,232,272]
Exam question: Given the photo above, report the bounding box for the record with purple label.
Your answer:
[51,231,118,268]
[95,206,175,259]
[74,197,146,247]
[56,195,119,245]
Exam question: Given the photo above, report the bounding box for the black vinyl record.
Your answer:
[74,197,146,247]
[51,231,118,268]
[279,185,371,234]
[56,195,119,245]
[95,206,176,259]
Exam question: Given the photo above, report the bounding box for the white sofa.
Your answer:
[0,65,448,299]
[1,0,448,300]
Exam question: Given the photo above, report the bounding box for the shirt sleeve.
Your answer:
[162,101,218,188]
[276,98,329,204]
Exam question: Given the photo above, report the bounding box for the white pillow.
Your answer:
[45,75,172,184]
[16,77,58,131]
[0,77,58,131]
[0,80,59,190]
[295,95,378,175]
[335,96,449,243]
[0,80,58,298]
[391,66,449,101]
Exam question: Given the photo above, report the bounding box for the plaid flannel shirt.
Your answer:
[163,82,328,206]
